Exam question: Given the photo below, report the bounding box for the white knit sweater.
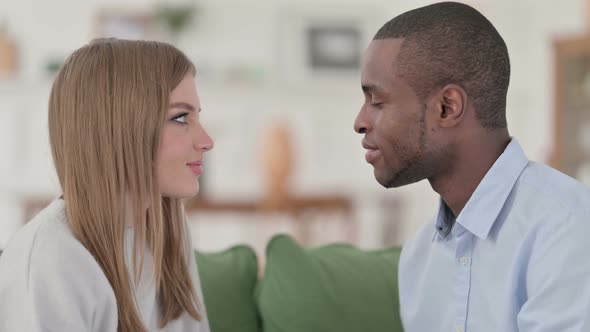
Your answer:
[0,199,210,332]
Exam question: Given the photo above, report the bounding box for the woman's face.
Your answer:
[158,74,214,198]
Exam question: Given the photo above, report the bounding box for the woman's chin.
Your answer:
[161,184,200,199]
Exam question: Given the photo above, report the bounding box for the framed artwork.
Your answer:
[276,5,383,82]
[307,25,362,71]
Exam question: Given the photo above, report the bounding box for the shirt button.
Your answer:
[459,256,469,266]
[456,325,464,332]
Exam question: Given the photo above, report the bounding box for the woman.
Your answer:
[0,38,214,331]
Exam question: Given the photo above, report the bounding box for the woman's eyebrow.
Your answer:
[169,102,199,112]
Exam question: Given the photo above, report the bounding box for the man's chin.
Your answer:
[376,170,420,188]
[381,179,406,189]
[375,170,397,188]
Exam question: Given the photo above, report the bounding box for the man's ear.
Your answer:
[434,84,467,128]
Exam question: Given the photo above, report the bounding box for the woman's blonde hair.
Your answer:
[48,38,202,331]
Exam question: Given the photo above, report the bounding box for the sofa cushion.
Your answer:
[196,245,260,332]
[256,234,403,332]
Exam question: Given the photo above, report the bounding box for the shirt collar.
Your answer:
[432,138,529,241]
[433,200,452,240]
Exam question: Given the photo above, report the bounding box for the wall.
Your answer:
[0,0,586,250]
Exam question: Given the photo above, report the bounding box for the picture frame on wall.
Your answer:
[307,25,362,71]
[276,5,384,83]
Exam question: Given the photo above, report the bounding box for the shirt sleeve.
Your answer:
[27,231,118,332]
[517,209,590,332]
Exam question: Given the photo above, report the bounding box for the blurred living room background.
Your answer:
[1,0,589,257]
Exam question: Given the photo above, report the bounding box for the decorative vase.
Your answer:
[0,23,18,78]
[259,121,294,208]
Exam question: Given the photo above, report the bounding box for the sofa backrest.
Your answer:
[196,234,403,332]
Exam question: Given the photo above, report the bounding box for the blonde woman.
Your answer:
[0,38,214,332]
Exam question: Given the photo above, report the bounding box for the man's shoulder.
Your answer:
[507,162,590,233]
[482,161,590,246]
[517,162,590,209]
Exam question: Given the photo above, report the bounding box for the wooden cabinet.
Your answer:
[552,36,590,183]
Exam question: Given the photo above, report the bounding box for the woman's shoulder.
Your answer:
[2,198,111,281]
[2,199,94,267]
[0,199,118,330]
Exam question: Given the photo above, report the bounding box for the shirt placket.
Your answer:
[454,232,473,332]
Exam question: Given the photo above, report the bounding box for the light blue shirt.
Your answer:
[399,139,590,332]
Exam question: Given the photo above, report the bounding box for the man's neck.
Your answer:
[430,130,510,217]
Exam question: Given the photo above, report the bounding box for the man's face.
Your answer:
[354,39,440,188]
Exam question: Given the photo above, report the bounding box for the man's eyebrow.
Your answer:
[362,84,381,94]
[169,102,200,112]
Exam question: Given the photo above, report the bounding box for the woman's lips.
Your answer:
[187,161,203,175]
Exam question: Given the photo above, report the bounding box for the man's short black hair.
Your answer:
[374,1,510,129]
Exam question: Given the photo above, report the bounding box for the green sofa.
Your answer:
[196,234,403,332]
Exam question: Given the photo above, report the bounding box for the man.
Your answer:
[354,2,590,331]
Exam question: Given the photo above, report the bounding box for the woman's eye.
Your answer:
[171,113,189,124]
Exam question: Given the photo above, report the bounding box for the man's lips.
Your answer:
[362,140,378,150]
[362,140,381,164]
